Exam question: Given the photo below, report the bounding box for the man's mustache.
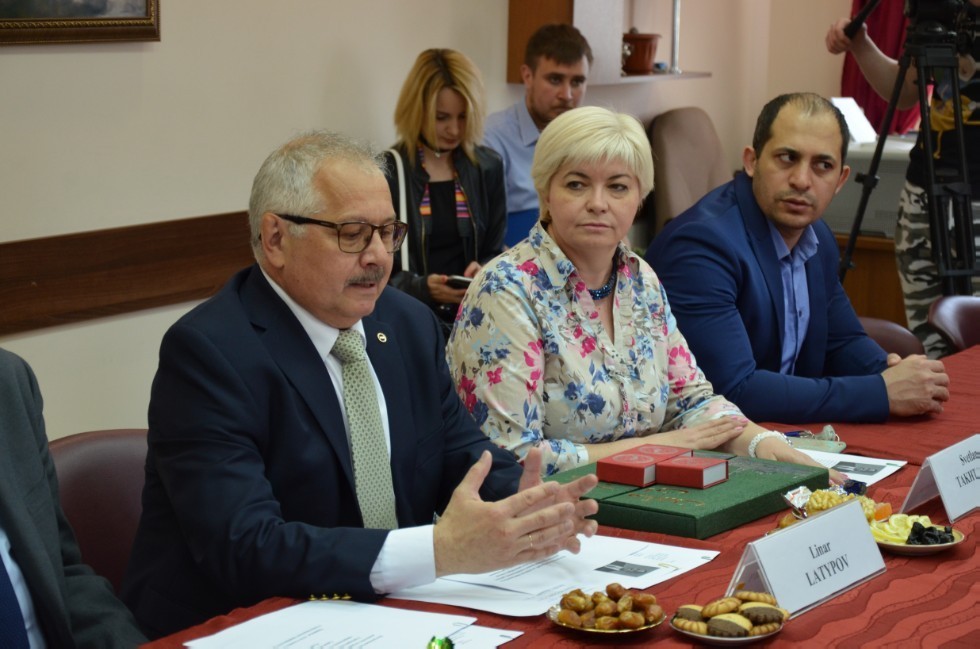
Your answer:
[347,267,386,286]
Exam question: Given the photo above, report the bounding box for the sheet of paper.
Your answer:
[390,534,718,616]
[832,96,879,143]
[183,600,475,649]
[799,449,906,486]
[448,624,522,648]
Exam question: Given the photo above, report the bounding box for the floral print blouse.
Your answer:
[445,223,743,476]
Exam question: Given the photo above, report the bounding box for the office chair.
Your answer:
[645,106,730,236]
[49,428,148,594]
[857,316,925,357]
[927,295,980,352]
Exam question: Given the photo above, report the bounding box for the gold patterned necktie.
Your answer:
[332,329,398,530]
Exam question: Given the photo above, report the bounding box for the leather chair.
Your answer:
[857,316,925,357]
[644,106,730,236]
[927,295,980,352]
[49,428,148,594]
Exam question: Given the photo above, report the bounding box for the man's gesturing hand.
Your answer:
[434,450,598,577]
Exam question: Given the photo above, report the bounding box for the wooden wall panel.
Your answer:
[0,212,254,336]
[836,234,906,325]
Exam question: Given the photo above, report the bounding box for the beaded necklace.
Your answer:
[588,257,618,301]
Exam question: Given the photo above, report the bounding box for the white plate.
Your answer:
[669,619,782,645]
[546,604,665,634]
[876,528,965,555]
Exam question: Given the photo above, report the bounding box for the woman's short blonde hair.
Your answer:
[531,106,654,225]
[393,48,486,167]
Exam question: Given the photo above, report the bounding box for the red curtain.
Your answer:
[841,0,920,134]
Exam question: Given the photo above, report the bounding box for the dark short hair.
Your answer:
[752,93,850,163]
[524,23,593,70]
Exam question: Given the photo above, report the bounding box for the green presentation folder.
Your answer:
[548,453,829,540]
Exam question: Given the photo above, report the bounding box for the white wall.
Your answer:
[0,0,850,439]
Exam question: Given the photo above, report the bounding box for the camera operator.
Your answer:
[826,1,980,358]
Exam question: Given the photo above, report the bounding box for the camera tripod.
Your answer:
[838,22,978,297]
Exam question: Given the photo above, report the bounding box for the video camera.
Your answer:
[905,0,980,58]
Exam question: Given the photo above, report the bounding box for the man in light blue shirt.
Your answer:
[484,24,591,246]
[646,93,950,424]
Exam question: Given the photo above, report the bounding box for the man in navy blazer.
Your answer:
[646,93,949,424]
[122,130,598,639]
[0,348,146,647]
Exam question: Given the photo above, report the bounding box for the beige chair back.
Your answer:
[646,106,730,235]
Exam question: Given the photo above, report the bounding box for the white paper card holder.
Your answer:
[901,434,980,522]
[727,499,885,618]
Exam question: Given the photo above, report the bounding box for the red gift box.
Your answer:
[632,444,694,461]
[655,456,730,489]
[596,445,692,487]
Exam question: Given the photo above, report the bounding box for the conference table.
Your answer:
[145,347,980,648]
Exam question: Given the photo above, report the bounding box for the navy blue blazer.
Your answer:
[122,266,521,638]
[645,173,889,423]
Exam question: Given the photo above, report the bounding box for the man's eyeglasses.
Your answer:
[276,214,408,253]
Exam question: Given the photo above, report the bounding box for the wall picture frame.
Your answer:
[0,0,159,45]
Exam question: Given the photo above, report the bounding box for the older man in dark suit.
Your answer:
[0,348,146,648]
[122,130,599,639]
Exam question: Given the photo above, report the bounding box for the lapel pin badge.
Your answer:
[377,333,387,343]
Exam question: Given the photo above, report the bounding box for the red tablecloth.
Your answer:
[779,345,980,467]
[144,348,980,648]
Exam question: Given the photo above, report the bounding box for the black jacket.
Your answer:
[382,144,507,307]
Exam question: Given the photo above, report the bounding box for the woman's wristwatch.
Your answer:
[748,431,793,458]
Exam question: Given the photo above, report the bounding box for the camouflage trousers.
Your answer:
[894,181,980,358]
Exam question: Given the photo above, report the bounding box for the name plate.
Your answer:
[727,499,885,617]
[902,433,980,522]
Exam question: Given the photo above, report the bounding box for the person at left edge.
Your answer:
[383,49,506,334]
[121,130,599,639]
[0,347,146,648]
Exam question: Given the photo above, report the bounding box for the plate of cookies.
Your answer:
[670,590,788,645]
[548,582,666,634]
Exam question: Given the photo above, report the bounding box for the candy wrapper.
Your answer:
[781,482,885,527]
[841,478,868,496]
[783,486,812,518]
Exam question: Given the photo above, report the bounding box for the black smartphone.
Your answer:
[446,275,473,289]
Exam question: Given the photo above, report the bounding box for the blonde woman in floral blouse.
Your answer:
[446,106,833,478]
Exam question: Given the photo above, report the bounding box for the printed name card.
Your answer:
[901,434,980,522]
[727,499,885,617]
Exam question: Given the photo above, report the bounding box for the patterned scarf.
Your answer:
[417,145,471,224]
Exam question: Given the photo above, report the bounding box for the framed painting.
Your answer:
[0,0,159,45]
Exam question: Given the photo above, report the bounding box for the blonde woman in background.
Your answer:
[383,49,507,333]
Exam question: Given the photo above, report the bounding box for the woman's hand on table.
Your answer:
[651,417,746,450]
[753,436,846,485]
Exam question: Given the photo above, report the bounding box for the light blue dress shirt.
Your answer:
[483,100,539,214]
[767,222,818,374]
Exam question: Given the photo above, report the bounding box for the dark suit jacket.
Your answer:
[0,348,146,648]
[645,174,889,423]
[122,265,522,639]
